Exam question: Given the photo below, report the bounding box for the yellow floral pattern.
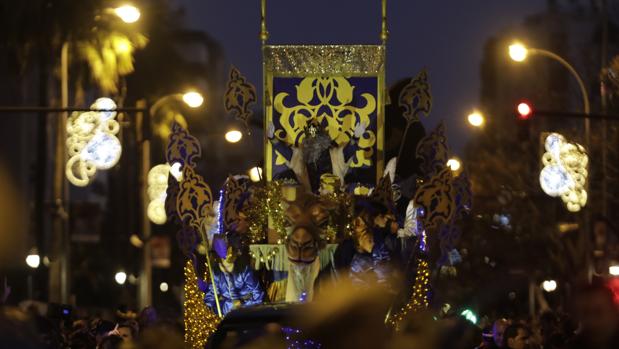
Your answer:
[273,77,377,168]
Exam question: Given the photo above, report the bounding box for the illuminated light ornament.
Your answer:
[539,133,588,212]
[65,98,122,186]
[147,164,171,225]
[169,162,183,181]
[461,309,478,324]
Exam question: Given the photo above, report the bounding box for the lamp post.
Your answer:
[508,43,590,141]
[137,92,204,309]
[50,4,143,304]
[509,42,592,280]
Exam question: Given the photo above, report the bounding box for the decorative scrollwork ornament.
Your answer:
[224,66,257,130]
[65,98,122,186]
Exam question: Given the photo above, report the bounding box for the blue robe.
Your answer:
[203,265,264,316]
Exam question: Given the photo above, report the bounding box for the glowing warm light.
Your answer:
[160,282,169,292]
[130,234,144,248]
[467,111,485,127]
[225,130,243,143]
[114,5,141,23]
[542,280,557,292]
[446,158,462,172]
[26,253,40,269]
[610,265,619,276]
[182,91,204,108]
[147,164,171,225]
[128,274,138,285]
[540,133,588,212]
[509,43,528,62]
[115,271,127,285]
[114,38,132,54]
[248,167,263,182]
[66,98,122,186]
[517,102,532,120]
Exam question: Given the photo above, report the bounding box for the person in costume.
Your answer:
[334,197,400,289]
[198,235,264,316]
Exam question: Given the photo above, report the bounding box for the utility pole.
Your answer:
[601,0,609,219]
[49,42,70,304]
[136,100,152,309]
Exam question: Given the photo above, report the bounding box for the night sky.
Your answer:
[176,0,546,153]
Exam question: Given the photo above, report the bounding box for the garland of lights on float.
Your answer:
[539,133,588,212]
[65,98,122,186]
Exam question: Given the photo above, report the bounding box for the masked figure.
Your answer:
[199,236,264,315]
[283,190,330,302]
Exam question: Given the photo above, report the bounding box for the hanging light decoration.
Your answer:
[147,164,172,224]
[65,98,122,186]
[539,133,588,212]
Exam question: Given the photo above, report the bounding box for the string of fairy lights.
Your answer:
[387,257,431,329]
[183,260,220,348]
[245,181,288,243]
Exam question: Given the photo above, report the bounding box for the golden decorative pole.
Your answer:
[199,223,223,318]
[260,0,269,44]
[381,0,388,44]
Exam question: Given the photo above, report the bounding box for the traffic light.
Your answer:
[516,101,533,120]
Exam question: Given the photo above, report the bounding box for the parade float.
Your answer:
[162,1,471,347]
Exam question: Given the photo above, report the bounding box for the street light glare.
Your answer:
[182,91,204,108]
[248,166,263,182]
[517,102,532,119]
[467,111,485,127]
[114,5,141,23]
[447,158,461,172]
[26,254,40,269]
[115,271,127,285]
[509,43,528,62]
[225,130,243,143]
[542,280,558,292]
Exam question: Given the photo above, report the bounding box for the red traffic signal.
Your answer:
[516,101,533,120]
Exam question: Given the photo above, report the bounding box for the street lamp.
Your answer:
[115,271,127,285]
[507,41,590,121]
[182,91,204,108]
[542,280,558,292]
[225,129,243,143]
[467,111,485,128]
[517,101,533,120]
[508,43,528,62]
[248,166,263,182]
[114,4,141,23]
[447,157,462,173]
[26,249,40,269]
[150,91,204,116]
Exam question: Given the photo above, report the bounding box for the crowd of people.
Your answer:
[0,303,185,349]
[1,279,618,348]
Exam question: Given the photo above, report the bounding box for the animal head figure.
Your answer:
[284,189,330,264]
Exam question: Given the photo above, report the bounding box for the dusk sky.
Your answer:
[175,0,547,153]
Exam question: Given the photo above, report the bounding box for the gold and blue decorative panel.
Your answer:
[264,45,385,188]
